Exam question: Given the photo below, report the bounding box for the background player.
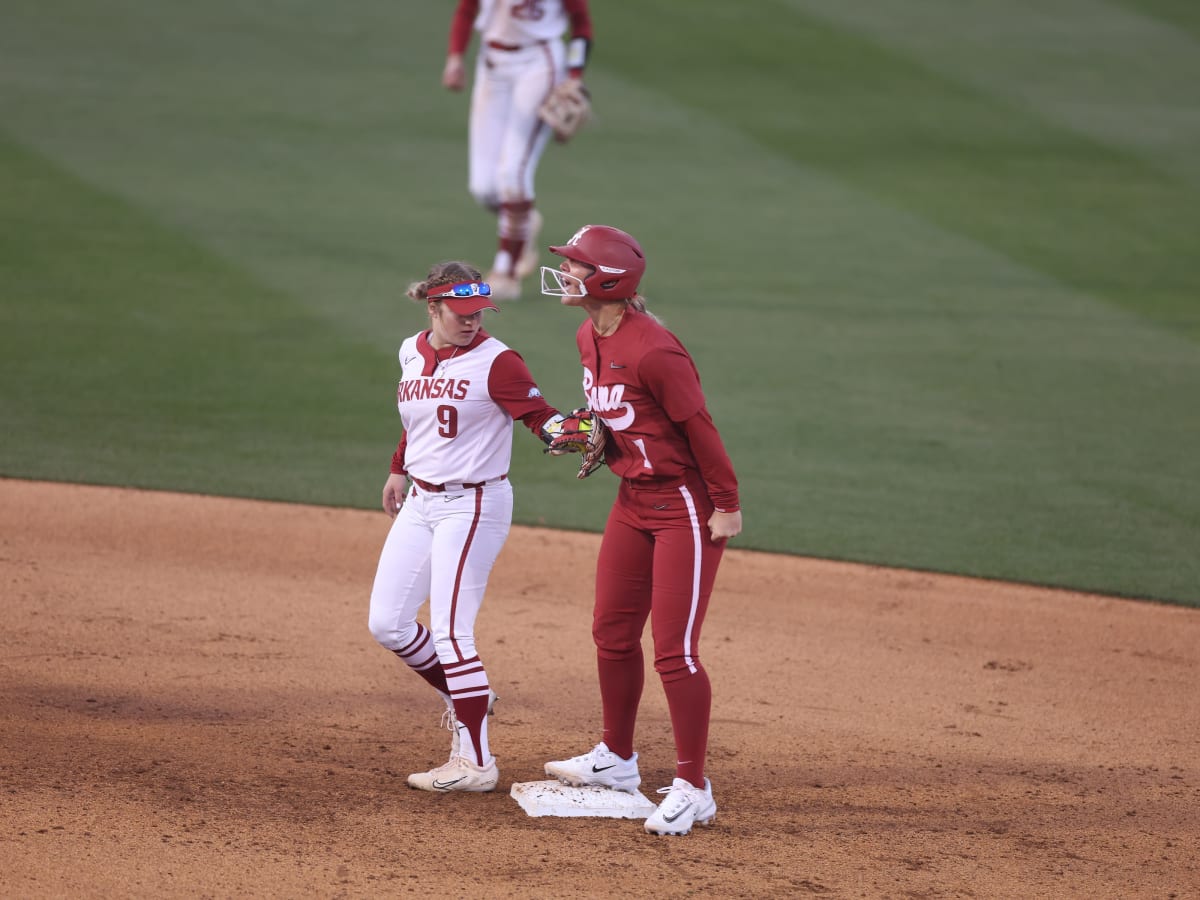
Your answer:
[368,260,578,792]
[441,0,594,301]
[539,226,744,835]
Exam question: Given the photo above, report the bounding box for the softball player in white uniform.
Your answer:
[442,0,594,300]
[368,260,573,792]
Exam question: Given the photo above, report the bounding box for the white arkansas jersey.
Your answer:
[475,0,572,45]
[396,333,513,485]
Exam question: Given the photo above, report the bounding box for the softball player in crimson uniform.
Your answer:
[441,0,594,300]
[368,260,575,793]
[539,226,743,835]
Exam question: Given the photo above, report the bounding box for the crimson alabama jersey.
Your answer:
[576,309,739,509]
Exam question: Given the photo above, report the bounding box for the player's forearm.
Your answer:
[683,410,740,512]
[565,0,593,76]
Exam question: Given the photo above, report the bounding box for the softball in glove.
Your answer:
[542,408,607,479]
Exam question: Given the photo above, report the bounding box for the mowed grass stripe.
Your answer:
[598,0,1200,340]
[0,132,395,505]
[0,0,481,347]
[1116,0,1200,39]
[788,0,1200,188]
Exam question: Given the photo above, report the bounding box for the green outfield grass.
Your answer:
[2,0,1198,604]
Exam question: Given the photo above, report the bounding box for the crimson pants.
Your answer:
[592,473,726,786]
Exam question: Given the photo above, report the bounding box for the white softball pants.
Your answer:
[467,40,562,208]
[368,479,513,669]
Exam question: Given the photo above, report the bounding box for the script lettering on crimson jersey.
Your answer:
[582,367,635,431]
[397,378,470,402]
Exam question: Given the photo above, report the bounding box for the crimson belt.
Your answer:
[411,474,508,493]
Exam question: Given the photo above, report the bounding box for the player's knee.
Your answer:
[597,645,641,664]
[594,626,641,660]
[367,613,416,652]
[495,177,528,204]
[469,185,498,210]
[366,611,390,647]
[593,614,642,655]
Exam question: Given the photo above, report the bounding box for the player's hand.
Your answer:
[708,509,742,542]
[382,473,408,519]
[442,54,465,91]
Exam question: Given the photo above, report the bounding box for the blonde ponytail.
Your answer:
[627,294,663,325]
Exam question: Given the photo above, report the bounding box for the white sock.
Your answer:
[492,250,513,274]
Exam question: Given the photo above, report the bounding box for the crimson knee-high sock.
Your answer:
[393,623,449,695]
[405,660,449,696]
[597,649,643,760]
[662,665,712,788]
[443,653,493,765]
[497,200,533,273]
[451,693,491,766]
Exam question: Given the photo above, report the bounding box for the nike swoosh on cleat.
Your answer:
[433,777,467,789]
[663,807,688,824]
[591,764,617,773]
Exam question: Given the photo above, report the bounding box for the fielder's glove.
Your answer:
[538,79,592,143]
[541,408,607,479]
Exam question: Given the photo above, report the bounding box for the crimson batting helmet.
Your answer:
[546,225,646,301]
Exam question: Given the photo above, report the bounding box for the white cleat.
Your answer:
[407,755,499,793]
[484,271,522,301]
[643,777,717,836]
[544,741,641,793]
[514,209,544,279]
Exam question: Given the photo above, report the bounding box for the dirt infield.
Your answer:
[2,478,1197,898]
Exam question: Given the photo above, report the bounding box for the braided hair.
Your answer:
[407,261,483,302]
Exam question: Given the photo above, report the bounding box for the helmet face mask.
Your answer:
[545,225,646,301]
[540,265,588,298]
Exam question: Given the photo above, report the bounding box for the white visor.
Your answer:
[540,266,588,298]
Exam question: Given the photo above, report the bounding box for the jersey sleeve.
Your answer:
[565,0,594,40]
[642,346,739,510]
[564,0,593,76]
[639,346,706,423]
[447,0,479,55]
[682,409,740,512]
[488,349,562,436]
[389,435,408,476]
